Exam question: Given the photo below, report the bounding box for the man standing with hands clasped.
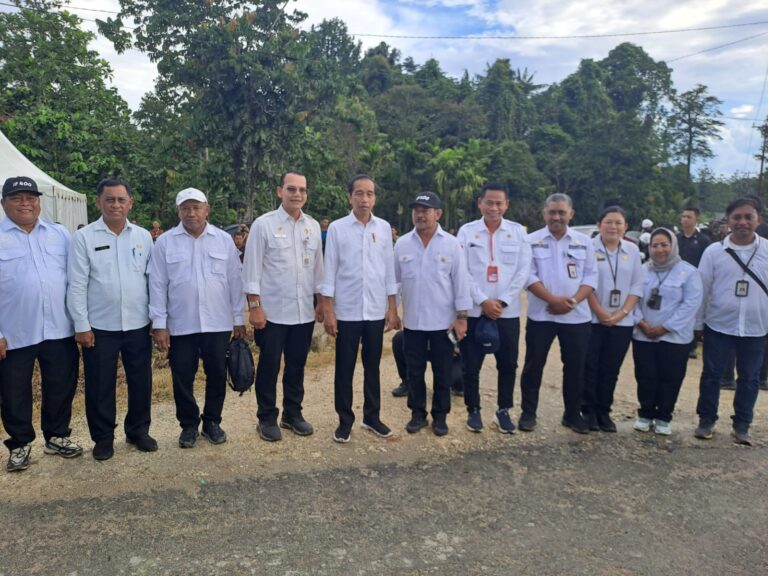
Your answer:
[149,188,245,448]
[394,191,472,436]
[242,171,324,442]
[67,178,156,461]
[457,183,532,434]
[321,175,401,443]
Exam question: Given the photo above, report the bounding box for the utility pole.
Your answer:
[756,117,768,202]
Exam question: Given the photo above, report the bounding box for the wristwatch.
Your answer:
[248,300,261,309]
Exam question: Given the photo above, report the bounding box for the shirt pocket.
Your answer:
[0,248,25,283]
[207,251,228,276]
[435,254,453,276]
[660,279,684,303]
[166,251,190,282]
[45,241,68,271]
[398,254,417,279]
[499,243,520,265]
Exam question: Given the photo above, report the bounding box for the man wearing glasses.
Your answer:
[242,171,324,442]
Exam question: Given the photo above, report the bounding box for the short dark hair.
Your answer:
[280,171,306,187]
[681,206,701,216]
[597,205,626,223]
[97,177,132,197]
[479,182,508,199]
[347,174,376,195]
[725,196,761,217]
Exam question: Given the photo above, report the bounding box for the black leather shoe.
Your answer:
[202,422,227,445]
[561,414,590,434]
[597,413,617,433]
[126,434,159,452]
[93,439,114,461]
[405,416,428,434]
[179,427,199,448]
[518,412,537,432]
[258,422,282,442]
[391,382,408,397]
[584,412,600,431]
[280,416,314,436]
[432,418,449,437]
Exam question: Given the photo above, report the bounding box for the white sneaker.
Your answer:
[7,444,31,472]
[633,417,652,432]
[654,419,672,436]
[44,436,84,458]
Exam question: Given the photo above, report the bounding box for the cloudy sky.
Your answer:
[9,0,768,177]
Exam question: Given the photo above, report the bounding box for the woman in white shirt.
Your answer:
[632,228,703,435]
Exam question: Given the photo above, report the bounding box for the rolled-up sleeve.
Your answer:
[581,241,599,290]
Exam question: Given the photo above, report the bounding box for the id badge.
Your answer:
[567,262,578,279]
[609,289,622,308]
[487,265,499,283]
[735,280,749,297]
[303,254,311,267]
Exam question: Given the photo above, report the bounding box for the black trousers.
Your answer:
[460,317,520,412]
[582,324,633,415]
[0,337,79,450]
[254,321,314,424]
[520,320,591,418]
[632,339,689,422]
[168,331,230,429]
[393,330,407,383]
[82,325,153,442]
[404,329,454,420]
[334,320,384,428]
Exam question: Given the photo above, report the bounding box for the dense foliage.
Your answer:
[1,0,764,231]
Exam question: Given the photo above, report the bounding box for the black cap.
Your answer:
[408,191,441,209]
[2,177,41,198]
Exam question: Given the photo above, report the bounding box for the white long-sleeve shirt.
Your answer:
[0,218,73,349]
[67,217,152,332]
[148,222,244,335]
[242,205,323,325]
[394,225,472,331]
[695,235,768,337]
[320,212,397,321]
[457,218,532,319]
[525,226,598,324]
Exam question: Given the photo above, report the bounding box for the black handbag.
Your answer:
[226,338,255,396]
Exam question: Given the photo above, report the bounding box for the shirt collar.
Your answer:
[277,204,305,224]
[0,216,45,233]
[725,235,759,250]
[171,221,213,237]
[94,216,134,235]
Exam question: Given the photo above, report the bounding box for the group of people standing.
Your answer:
[1,172,766,473]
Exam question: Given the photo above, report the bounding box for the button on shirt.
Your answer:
[634,261,702,344]
[320,212,397,321]
[457,218,532,319]
[0,218,73,349]
[394,225,472,331]
[67,217,152,332]
[591,237,645,327]
[149,223,245,335]
[695,236,768,337]
[525,227,598,324]
[242,205,323,325]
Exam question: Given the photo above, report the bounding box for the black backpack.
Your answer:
[226,338,255,396]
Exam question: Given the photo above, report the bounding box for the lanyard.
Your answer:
[654,269,673,288]
[733,240,759,275]
[600,239,619,289]
[487,226,495,262]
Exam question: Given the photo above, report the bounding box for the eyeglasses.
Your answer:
[283,185,308,195]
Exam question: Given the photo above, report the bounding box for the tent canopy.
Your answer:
[0,129,88,232]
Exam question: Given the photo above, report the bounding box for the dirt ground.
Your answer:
[1,323,767,575]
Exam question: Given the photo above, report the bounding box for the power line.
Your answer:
[667,31,768,62]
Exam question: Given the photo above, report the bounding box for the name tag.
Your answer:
[95,245,110,251]
[273,233,287,238]
[487,265,498,283]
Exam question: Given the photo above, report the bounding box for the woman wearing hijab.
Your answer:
[632,228,703,435]
[583,207,645,432]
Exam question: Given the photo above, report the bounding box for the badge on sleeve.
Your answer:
[609,289,622,308]
[735,280,749,297]
[567,262,578,279]
[487,265,498,283]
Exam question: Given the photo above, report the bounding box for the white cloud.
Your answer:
[730,104,755,117]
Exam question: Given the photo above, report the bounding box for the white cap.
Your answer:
[641,218,653,229]
[176,187,208,206]
[639,232,651,244]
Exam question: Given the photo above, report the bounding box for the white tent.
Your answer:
[0,129,88,232]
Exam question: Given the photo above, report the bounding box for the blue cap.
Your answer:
[475,316,500,354]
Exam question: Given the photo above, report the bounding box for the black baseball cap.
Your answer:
[409,191,441,209]
[2,177,41,198]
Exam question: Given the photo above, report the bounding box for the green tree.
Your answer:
[669,84,724,179]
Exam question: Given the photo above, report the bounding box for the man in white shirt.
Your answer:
[457,183,532,434]
[242,171,324,442]
[694,196,768,445]
[321,175,401,443]
[0,177,82,472]
[519,193,598,434]
[394,191,472,436]
[67,178,156,461]
[149,188,245,448]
